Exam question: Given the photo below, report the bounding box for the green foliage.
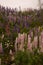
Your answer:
[14,50,43,65]
[14,51,29,65]
[1,49,43,65]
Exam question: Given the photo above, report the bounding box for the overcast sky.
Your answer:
[0,0,42,10]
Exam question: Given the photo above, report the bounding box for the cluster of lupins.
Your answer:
[0,5,43,65]
[0,5,42,52]
[15,27,43,52]
[0,27,43,54]
[0,5,43,34]
[0,5,43,54]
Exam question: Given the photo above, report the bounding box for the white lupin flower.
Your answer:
[1,34,4,39]
[27,35,32,51]
[9,49,13,55]
[32,36,38,48]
